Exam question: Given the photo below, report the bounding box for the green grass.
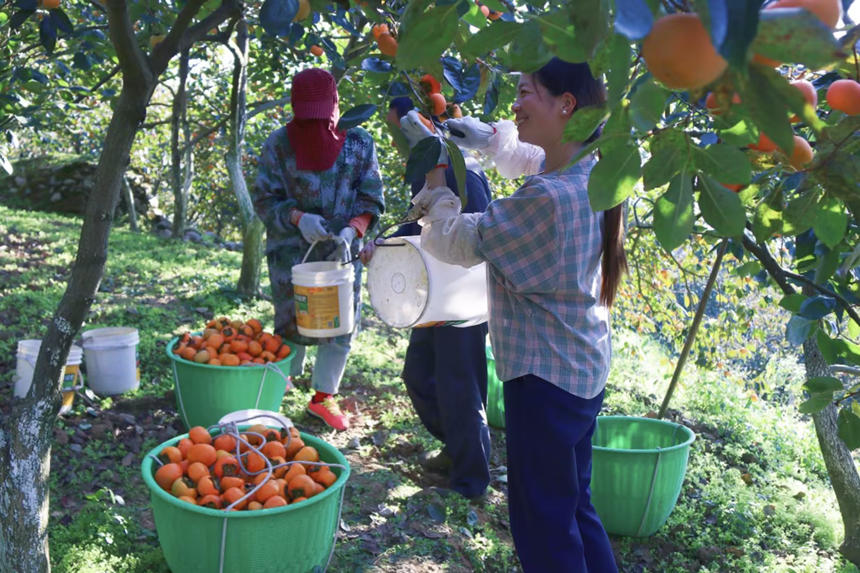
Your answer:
[1,204,857,572]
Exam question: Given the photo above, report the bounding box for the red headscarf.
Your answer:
[286,68,347,171]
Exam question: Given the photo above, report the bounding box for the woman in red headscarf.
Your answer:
[253,68,385,431]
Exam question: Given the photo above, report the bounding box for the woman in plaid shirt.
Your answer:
[406,58,627,572]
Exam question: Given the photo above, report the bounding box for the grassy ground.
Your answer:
[0,205,857,572]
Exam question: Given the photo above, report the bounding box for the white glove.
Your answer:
[297,213,330,243]
[443,116,496,151]
[330,226,356,262]
[408,185,460,224]
[401,110,448,166]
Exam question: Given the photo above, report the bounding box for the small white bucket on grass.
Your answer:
[15,340,84,414]
[82,327,140,395]
[292,239,355,338]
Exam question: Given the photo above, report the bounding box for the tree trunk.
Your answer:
[171,48,191,238]
[121,175,138,231]
[225,19,263,296]
[803,338,860,567]
[0,84,154,573]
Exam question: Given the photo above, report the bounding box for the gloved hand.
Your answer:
[408,185,460,224]
[297,213,330,244]
[401,110,448,166]
[329,225,357,262]
[443,116,496,151]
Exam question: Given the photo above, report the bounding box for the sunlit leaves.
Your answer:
[697,175,746,237]
[742,65,795,154]
[562,105,609,144]
[693,144,751,186]
[751,8,846,70]
[654,171,694,252]
[642,128,691,190]
[396,4,461,71]
[629,79,668,133]
[812,196,848,249]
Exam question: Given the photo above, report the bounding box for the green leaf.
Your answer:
[742,65,794,154]
[642,128,691,190]
[588,141,641,211]
[783,186,820,236]
[697,175,746,236]
[569,0,611,60]
[813,196,848,249]
[405,137,442,185]
[653,171,694,252]
[734,261,762,277]
[396,5,461,70]
[630,79,668,133]
[804,376,844,394]
[798,393,833,414]
[718,119,758,147]
[837,407,860,450]
[502,20,552,73]
[562,105,609,143]
[337,104,377,131]
[751,8,846,71]
[463,21,522,57]
[752,201,783,242]
[693,144,751,185]
[778,293,806,313]
[536,9,587,61]
[604,33,633,108]
[445,140,467,209]
[786,315,815,345]
[816,330,860,367]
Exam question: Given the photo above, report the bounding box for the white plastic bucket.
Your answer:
[291,240,355,338]
[82,327,140,395]
[15,340,84,414]
[366,235,488,328]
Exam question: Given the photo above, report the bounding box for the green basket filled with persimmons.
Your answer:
[141,413,350,573]
[166,317,295,430]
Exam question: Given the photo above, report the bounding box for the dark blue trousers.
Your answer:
[504,375,617,573]
[402,324,491,499]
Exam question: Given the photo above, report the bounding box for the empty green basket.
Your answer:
[166,336,294,430]
[142,430,350,573]
[590,415,695,537]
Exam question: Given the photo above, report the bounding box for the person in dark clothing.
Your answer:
[360,97,492,499]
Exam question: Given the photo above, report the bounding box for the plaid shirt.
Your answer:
[476,156,611,398]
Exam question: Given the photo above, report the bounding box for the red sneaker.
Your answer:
[307,396,350,431]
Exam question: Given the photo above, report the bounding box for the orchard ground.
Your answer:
[1,205,857,572]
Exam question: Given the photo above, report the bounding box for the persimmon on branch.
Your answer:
[741,229,860,328]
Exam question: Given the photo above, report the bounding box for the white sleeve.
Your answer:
[483,119,545,179]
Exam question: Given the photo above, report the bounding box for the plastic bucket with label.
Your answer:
[291,239,355,338]
[14,340,84,414]
[367,235,488,328]
[81,327,140,395]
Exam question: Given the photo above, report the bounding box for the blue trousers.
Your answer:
[504,375,617,573]
[402,324,491,499]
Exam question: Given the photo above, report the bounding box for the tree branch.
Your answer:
[105,0,151,88]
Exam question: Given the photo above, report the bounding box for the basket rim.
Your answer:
[592,415,696,454]
[165,334,294,371]
[141,429,350,518]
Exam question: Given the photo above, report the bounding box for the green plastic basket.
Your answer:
[166,336,295,430]
[590,415,695,537]
[141,429,350,573]
[485,343,505,429]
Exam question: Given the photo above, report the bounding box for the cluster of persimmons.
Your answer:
[153,424,338,510]
[172,317,291,367]
[639,0,858,191]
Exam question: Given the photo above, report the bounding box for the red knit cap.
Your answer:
[290,68,338,119]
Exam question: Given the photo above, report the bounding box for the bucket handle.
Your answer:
[301,236,351,265]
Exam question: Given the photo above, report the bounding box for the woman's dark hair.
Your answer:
[533,57,627,307]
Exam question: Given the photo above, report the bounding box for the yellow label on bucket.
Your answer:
[295,284,341,330]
